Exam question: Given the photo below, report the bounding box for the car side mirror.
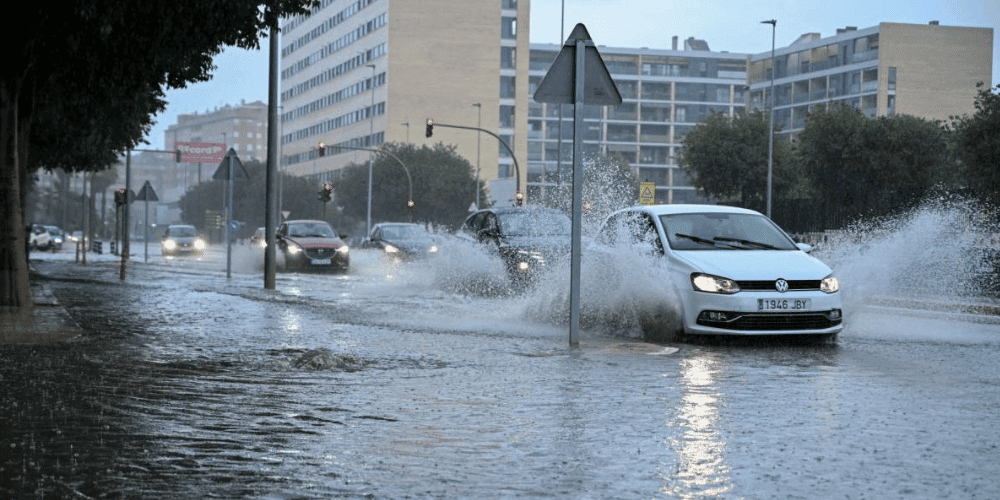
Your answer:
[796,242,813,253]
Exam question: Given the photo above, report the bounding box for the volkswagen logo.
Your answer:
[775,279,789,293]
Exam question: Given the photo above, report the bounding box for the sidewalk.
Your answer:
[0,270,85,345]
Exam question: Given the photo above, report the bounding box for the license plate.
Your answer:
[310,258,332,265]
[758,298,811,311]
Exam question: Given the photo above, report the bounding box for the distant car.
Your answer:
[591,204,843,342]
[250,227,267,248]
[362,223,438,260]
[44,225,64,251]
[28,224,51,251]
[276,219,349,272]
[457,206,571,285]
[161,225,206,257]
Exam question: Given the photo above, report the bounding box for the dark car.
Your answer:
[276,219,349,272]
[161,225,206,257]
[458,206,571,284]
[362,223,439,260]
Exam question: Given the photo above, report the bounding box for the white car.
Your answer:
[592,204,843,342]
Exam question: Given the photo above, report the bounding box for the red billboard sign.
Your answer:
[174,142,225,163]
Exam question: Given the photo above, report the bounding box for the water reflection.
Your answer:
[663,353,732,497]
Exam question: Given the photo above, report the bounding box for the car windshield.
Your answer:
[381,225,426,240]
[288,223,335,238]
[498,211,571,237]
[168,226,198,237]
[660,212,797,251]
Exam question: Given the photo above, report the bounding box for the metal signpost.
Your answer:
[533,23,622,346]
[212,148,249,278]
[135,181,159,263]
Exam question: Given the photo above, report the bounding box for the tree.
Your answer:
[332,142,485,232]
[1,1,316,312]
[178,160,328,240]
[677,110,795,212]
[798,105,953,227]
[952,83,1000,208]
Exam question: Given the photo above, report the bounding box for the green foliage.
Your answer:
[178,160,327,238]
[677,110,795,211]
[331,142,485,230]
[952,83,1000,207]
[798,105,953,227]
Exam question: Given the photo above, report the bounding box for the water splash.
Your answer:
[813,195,999,316]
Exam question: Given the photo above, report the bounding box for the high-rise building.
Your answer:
[279,0,531,206]
[528,38,749,204]
[747,21,993,137]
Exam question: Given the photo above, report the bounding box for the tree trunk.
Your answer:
[0,83,32,313]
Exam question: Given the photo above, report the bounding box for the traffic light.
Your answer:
[425,119,434,138]
[114,188,126,206]
[174,149,182,162]
[515,190,524,206]
[317,141,327,157]
[406,199,415,210]
[318,181,333,202]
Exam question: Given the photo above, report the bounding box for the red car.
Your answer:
[276,220,349,272]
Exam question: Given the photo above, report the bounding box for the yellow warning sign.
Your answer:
[639,182,655,205]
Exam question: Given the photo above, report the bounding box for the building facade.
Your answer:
[747,22,993,137]
[528,39,749,204]
[164,100,269,163]
[279,0,531,206]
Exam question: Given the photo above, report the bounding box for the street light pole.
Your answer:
[473,103,481,208]
[762,19,776,218]
[366,63,376,235]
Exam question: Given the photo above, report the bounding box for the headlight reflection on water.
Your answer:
[662,355,732,497]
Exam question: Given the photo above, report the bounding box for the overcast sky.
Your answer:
[143,0,999,150]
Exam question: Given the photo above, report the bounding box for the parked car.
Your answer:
[28,224,51,251]
[457,206,571,285]
[361,223,438,260]
[44,225,65,251]
[591,204,843,342]
[161,225,206,257]
[276,220,349,272]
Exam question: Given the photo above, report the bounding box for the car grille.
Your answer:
[305,247,337,260]
[697,311,841,331]
[736,280,821,291]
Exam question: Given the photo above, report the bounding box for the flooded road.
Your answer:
[3,239,1000,499]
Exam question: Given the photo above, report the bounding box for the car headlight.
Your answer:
[691,273,740,294]
[429,245,438,253]
[384,244,399,253]
[194,239,206,250]
[287,243,302,255]
[163,239,177,251]
[337,245,350,255]
[820,275,840,293]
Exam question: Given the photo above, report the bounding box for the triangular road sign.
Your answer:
[212,148,250,181]
[134,180,159,202]
[534,24,622,106]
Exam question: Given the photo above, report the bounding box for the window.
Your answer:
[500,76,516,98]
[888,67,897,91]
[501,46,516,69]
[502,17,517,39]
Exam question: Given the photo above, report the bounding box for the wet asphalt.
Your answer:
[2,247,999,499]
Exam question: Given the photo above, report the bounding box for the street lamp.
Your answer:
[473,103,481,208]
[366,63,376,235]
[761,19,776,218]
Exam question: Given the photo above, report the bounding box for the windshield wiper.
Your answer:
[674,233,719,246]
[712,237,779,250]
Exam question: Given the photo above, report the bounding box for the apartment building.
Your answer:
[747,21,993,136]
[528,38,749,204]
[279,0,531,206]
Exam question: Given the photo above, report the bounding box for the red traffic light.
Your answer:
[515,190,524,206]
[407,200,415,209]
[317,141,328,157]
[425,118,434,138]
